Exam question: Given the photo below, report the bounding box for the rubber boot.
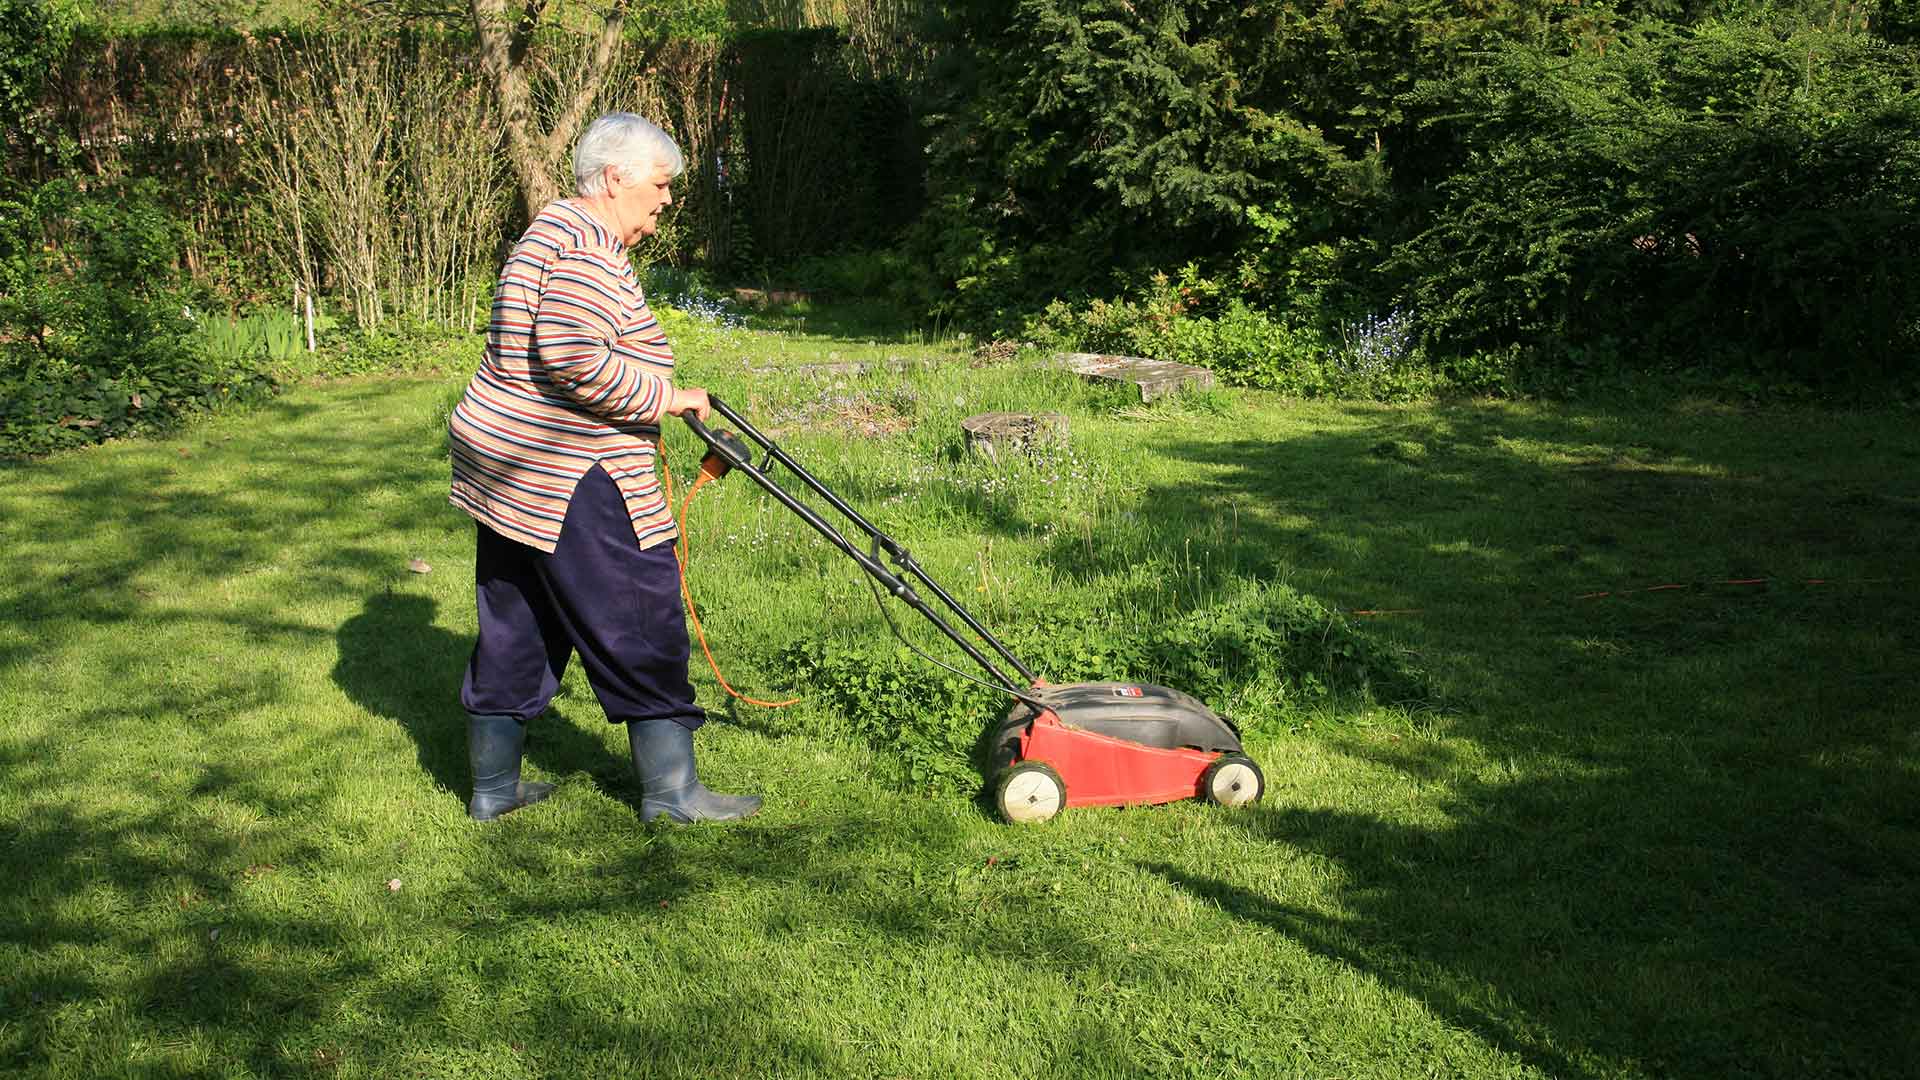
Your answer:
[626,718,762,823]
[467,713,555,821]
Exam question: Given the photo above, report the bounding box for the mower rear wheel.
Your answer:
[995,762,1066,824]
[1202,754,1265,808]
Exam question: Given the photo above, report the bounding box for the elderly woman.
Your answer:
[447,113,760,824]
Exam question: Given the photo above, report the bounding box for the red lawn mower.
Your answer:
[682,397,1265,824]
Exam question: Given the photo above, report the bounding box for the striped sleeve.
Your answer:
[532,247,672,425]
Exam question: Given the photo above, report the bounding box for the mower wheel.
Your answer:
[995,762,1066,824]
[1201,754,1265,808]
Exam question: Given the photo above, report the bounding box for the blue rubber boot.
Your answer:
[467,713,556,821]
[626,718,762,823]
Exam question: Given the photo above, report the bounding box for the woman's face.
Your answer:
[611,163,675,244]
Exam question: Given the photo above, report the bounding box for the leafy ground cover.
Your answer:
[3,308,1917,1078]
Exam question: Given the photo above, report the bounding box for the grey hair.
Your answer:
[573,113,685,196]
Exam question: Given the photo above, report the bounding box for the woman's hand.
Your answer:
[666,386,712,421]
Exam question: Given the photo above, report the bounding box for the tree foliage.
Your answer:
[915,0,1920,393]
[1394,18,1920,387]
[911,0,1624,328]
[0,0,81,167]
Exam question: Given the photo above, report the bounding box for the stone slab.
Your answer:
[731,287,817,307]
[1056,352,1216,401]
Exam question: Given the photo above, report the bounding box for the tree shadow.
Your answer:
[1,379,1181,1074]
[0,382,450,680]
[11,379,1918,1076]
[736,296,932,344]
[1145,736,1920,1077]
[1111,400,1920,1076]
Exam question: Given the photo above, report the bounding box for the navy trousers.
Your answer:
[460,464,707,730]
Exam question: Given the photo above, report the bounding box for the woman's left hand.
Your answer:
[666,386,712,421]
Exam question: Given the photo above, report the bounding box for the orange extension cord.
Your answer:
[659,449,800,709]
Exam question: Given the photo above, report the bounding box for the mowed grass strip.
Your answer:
[3,317,1917,1078]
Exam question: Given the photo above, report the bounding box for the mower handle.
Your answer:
[676,394,1042,696]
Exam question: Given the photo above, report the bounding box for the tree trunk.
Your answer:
[469,0,633,221]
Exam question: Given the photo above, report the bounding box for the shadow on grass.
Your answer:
[645,397,1919,1075]
[0,384,442,678]
[331,590,663,815]
[1115,402,1920,1077]
[0,713,351,1077]
[1150,750,1920,1077]
[735,297,937,343]
[3,378,1164,1075]
[10,379,1918,1076]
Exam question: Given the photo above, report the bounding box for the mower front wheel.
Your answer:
[1201,754,1265,808]
[995,761,1066,824]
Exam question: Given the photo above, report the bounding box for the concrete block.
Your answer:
[961,412,1068,462]
[1056,352,1216,401]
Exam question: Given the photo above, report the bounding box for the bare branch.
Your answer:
[541,0,634,161]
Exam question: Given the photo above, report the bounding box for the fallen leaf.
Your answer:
[406,558,432,574]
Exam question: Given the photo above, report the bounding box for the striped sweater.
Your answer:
[448,200,679,552]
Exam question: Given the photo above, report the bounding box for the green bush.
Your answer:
[915,1,1920,398]
[1003,581,1429,720]
[1023,271,1453,401]
[770,641,992,794]
[306,317,481,379]
[1880,0,1920,43]
[1393,19,1920,390]
[770,576,1430,794]
[0,0,76,168]
[0,178,273,457]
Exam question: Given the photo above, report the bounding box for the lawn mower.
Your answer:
[681,396,1265,824]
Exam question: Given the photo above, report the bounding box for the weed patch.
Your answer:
[771,576,1434,795]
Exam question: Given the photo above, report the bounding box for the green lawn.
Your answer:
[3,315,1918,1078]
